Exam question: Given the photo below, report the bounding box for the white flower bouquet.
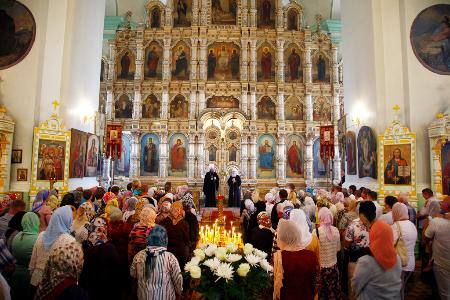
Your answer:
[184,243,273,300]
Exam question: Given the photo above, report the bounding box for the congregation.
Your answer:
[0,181,448,300]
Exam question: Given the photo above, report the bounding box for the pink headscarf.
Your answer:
[392,202,409,222]
[318,207,333,241]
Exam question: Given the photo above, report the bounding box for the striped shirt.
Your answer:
[130,248,183,300]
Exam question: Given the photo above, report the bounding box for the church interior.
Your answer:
[0,0,449,299]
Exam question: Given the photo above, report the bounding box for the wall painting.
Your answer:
[383,144,411,185]
[69,129,88,178]
[285,97,303,120]
[207,42,240,81]
[257,96,276,120]
[257,0,275,28]
[114,133,131,177]
[284,45,302,82]
[140,133,159,176]
[85,134,100,177]
[345,131,357,175]
[206,96,239,109]
[144,42,163,80]
[211,0,237,25]
[115,94,133,119]
[286,134,304,178]
[172,42,190,80]
[313,138,327,178]
[257,45,275,81]
[257,134,276,178]
[170,95,189,118]
[441,142,450,196]
[142,95,161,118]
[357,126,377,179]
[116,50,136,80]
[169,133,188,177]
[173,0,192,27]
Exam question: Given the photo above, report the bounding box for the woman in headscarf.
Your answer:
[241,196,255,243]
[273,219,319,300]
[11,212,40,299]
[317,207,341,300]
[0,194,12,216]
[290,209,320,261]
[160,201,190,268]
[4,210,26,250]
[391,202,417,300]
[130,225,183,300]
[129,197,147,225]
[46,195,60,211]
[79,216,121,299]
[338,198,358,236]
[146,187,158,208]
[123,196,138,222]
[35,240,88,300]
[251,211,275,258]
[352,220,402,300]
[303,196,317,223]
[156,200,172,224]
[71,202,95,243]
[128,207,157,264]
[182,193,199,253]
[29,206,75,288]
[32,190,53,232]
[247,200,266,241]
[107,207,133,297]
[265,192,276,215]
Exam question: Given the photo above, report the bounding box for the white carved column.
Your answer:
[332,46,339,85]
[276,39,285,83]
[200,0,208,25]
[135,40,144,80]
[249,0,256,27]
[305,48,312,84]
[188,133,196,179]
[241,0,248,27]
[277,134,286,180]
[161,86,169,119]
[108,41,116,80]
[106,85,114,120]
[240,134,248,179]
[249,40,257,81]
[190,37,198,80]
[159,131,168,178]
[198,86,206,112]
[277,90,285,121]
[130,131,141,178]
[192,0,199,25]
[241,87,248,116]
[197,132,205,178]
[250,90,257,120]
[163,38,171,81]
[133,86,142,120]
[332,90,341,182]
[189,88,197,119]
[305,133,314,183]
[305,92,313,121]
[276,0,283,29]
[199,39,207,81]
[249,135,257,179]
[165,1,173,27]
[241,40,248,81]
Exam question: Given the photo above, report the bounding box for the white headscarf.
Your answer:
[303,196,316,221]
[208,164,215,172]
[231,168,238,177]
[289,209,312,249]
[264,193,275,203]
[244,199,255,213]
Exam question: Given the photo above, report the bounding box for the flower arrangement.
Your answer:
[185,243,273,300]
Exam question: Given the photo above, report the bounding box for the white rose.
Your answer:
[204,244,218,257]
[194,249,205,260]
[226,242,238,253]
[189,265,202,279]
[237,263,251,277]
[243,243,254,255]
[215,247,227,261]
[226,253,242,263]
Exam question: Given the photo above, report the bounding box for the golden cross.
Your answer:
[393,105,400,112]
[52,100,60,111]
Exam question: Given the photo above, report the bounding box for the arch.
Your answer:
[286,8,299,30]
[170,94,189,118]
[116,49,136,80]
[150,6,162,28]
[142,94,161,118]
[140,133,160,176]
[257,133,276,178]
[257,43,276,81]
[257,96,276,120]
[284,96,303,120]
[286,134,305,178]
[168,133,188,177]
[145,0,166,27]
[144,41,163,79]
[115,94,133,119]
[200,111,247,131]
[171,41,190,80]
[173,0,192,27]
[284,43,303,83]
[312,50,331,83]
[313,97,331,122]
[207,42,241,81]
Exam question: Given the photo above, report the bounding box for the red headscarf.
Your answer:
[369,220,398,271]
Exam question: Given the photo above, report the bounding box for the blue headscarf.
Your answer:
[42,206,73,250]
[145,225,168,276]
[32,190,50,212]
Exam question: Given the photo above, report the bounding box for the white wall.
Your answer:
[0,0,105,192]
[341,0,450,192]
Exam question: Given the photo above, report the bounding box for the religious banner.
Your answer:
[320,125,334,159]
[106,124,122,159]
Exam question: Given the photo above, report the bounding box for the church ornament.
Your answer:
[30,101,71,198]
[0,106,15,193]
[378,106,417,200]
[100,0,343,192]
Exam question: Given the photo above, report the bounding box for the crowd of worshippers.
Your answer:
[0,182,447,300]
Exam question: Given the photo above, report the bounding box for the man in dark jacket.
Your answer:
[271,189,288,230]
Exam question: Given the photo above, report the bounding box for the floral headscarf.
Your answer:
[0,194,11,213]
[86,217,108,247]
[169,201,184,225]
[257,211,272,228]
[130,198,146,224]
[47,195,60,211]
[72,202,95,231]
[139,207,157,227]
[35,241,84,299]
[182,193,195,210]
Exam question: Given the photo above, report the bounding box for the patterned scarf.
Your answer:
[85,217,108,247]
[145,225,168,277]
[35,241,83,300]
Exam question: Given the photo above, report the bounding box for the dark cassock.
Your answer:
[227,169,241,207]
[230,50,240,78]
[203,165,219,207]
[208,50,217,79]
[120,53,131,78]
